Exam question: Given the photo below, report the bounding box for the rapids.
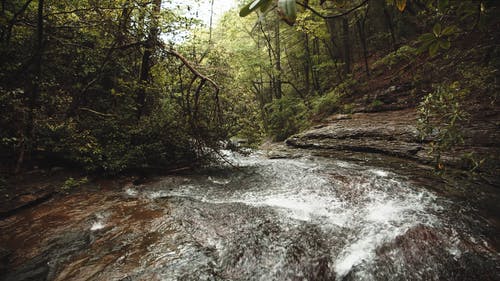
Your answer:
[1,150,499,280]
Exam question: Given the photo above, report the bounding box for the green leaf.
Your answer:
[440,40,451,50]
[239,0,267,17]
[441,25,457,36]
[417,33,436,54]
[433,23,442,37]
[429,41,440,57]
[418,32,436,43]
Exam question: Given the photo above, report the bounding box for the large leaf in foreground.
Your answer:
[239,0,271,17]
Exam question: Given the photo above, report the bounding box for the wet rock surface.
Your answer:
[1,151,499,280]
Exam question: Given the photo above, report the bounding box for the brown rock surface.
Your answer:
[286,109,500,178]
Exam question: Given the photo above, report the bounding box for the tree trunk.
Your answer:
[302,32,311,95]
[16,0,43,173]
[137,0,161,118]
[312,37,321,92]
[356,16,370,76]
[342,17,351,74]
[325,18,340,60]
[383,4,397,51]
[117,0,131,45]
[274,19,282,99]
[0,0,5,41]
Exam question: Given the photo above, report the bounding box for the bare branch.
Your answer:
[79,107,115,118]
[5,0,34,43]
[165,48,220,96]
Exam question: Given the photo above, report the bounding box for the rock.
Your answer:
[371,225,500,281]
[325,114,352,122]
[286,109,423,160]
[285,109,500,175]
[0,247,11,273]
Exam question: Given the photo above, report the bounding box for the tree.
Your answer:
[0,0,227,174]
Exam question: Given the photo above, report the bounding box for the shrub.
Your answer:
[372,45,417,70]
[312,90,342,117]
[266,97,309,141]
[312,78,356,117]
[369,99,384,110]
[61,177,89,191]
[418,82,469,170]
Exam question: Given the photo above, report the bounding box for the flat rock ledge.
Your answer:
[285,109,500,176]
[288,111,422,158]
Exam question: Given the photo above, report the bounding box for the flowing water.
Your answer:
[1,151,499,280]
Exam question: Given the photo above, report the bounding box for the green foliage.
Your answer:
[418,82,469,169]
[461,152,486,173]
[266,97,309,141]
[312,78,356,117]
[369,99,384,110]
[0,88,26,158]
[0,0,228,174]
[372,45,417,70]
[417,23,457,57]
[312,90,342,117]
[61,177,89,191]
[342,103,355,114]
[457,63,498,101]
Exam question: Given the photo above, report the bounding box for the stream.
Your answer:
[1,150,499,280]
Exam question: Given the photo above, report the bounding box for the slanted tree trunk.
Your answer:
[4,0,34,44]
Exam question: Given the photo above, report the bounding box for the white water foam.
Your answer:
[125,152,441,279]
[208,176,231,185]
[125,187,138,196]
[369,169,389,177]
[90,221,105,231]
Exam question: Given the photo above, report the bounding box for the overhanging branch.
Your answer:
[165,48,220,96]
[296,0,368,19]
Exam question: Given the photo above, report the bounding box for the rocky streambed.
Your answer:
[1,148,499,281]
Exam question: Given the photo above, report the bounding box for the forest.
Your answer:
[1,1,500,280]
[0,0,498,176]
